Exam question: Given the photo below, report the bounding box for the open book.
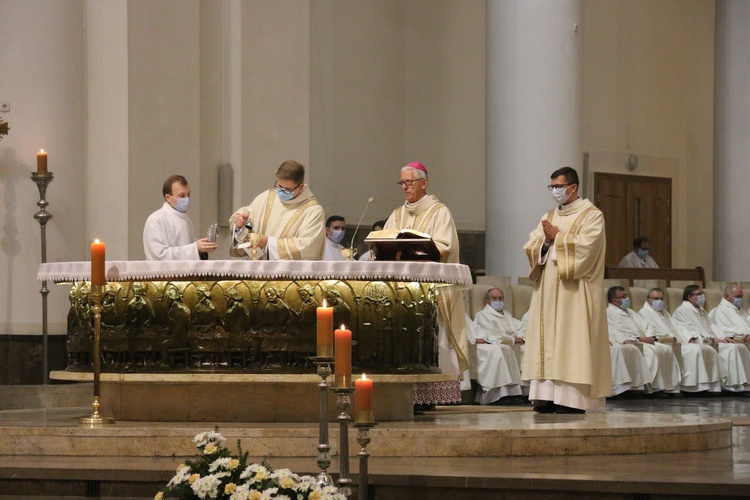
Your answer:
[363,229,441,262]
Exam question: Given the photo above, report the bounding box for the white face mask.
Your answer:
[490,300,504,312]
[551,186,572,205]
[651,299,665,312]
[695,294,706,307]
[330,229,345,244]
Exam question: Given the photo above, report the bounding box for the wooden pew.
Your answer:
[604,266,706,288]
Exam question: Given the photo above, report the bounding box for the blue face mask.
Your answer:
[637,249,649,259]
[171,196,190,213]
[733,297,743,309]
[490,301,504,312]
[275,187,295,202]
[619,297,631,309]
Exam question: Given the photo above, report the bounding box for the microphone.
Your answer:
[350,197,374,250]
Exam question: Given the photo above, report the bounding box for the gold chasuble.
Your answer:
[522,198,612,402]
[229,186,325,260]
[385,195,469,375]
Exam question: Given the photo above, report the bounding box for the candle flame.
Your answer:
[94,238,100,244]
[361,373,367,380]
[39,149,46,154]
[340,324,346,330]
[322,299,327,308]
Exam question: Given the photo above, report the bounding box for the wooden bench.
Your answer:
[605,266,705,288]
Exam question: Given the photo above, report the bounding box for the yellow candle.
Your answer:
[36,149,48,174]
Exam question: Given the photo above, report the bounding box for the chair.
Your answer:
[629,287,648,312]
[666,288,685,314]
[704,288,723,313]
[511,284,533,319]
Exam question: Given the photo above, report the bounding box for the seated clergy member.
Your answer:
[609,342,648,397]
[229,161,325,260]
[143,174,219,260]
[619,236,659,268]
[709,284,750,343]
[323,215,347,261]
[673,285,750,394]
[358,220,385,261]
[638,288,723,393]
[465,314,523,405]
[474,288,525,367]
[607,286,681,394]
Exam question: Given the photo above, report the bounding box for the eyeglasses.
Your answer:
[274,181,301,196]
[690,292,705,297]
[647,297,664,301]
[397,179,423,188]
[547,184,573,191]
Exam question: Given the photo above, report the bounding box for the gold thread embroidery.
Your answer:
[275,197,321,260]
[260,189,276,235]
[436,289,469,372]
[558,206,596,280]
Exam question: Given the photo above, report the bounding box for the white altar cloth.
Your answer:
[37,259,472,288]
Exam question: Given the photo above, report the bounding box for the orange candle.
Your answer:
[334,324,352,388]
[316,300,333,357]
[36,149,48,174]
[355,373,373,423]
[91,239,106,286]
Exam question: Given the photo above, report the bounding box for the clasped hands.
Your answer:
[541,219,560,245]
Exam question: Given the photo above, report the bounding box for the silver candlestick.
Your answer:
[310,356,335,487]
[354,422,378,500]
[331,387,355,496]
[31,171,53,384]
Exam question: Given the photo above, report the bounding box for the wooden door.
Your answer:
[594,173,672,267]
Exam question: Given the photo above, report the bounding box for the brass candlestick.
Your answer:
[354,422,378,500]
[31,171,53,384]
[80,285,115,425]
[331,387,355,496]
[310,356,335,487]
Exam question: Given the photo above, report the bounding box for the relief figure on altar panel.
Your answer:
[125,282,155,329]
[397,283,424,370]
[101,283,129,367]
[161,287,191,365]
[193,284,222,332]
[325,288,351,329]
[258,285,295,367]
[359,282,394,370]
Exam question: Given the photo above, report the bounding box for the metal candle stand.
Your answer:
[79,285,115,426]
[331,387,355,496]
[353,422,378,500]
[310,356,335,487]
[31,172,53,384]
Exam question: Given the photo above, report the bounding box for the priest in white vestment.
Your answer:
[323,215,347,261]
[384,161,469,402]
[609,343,647,396]
[673,285,750,394]
[144,174,219,260]
[523,167,612,413]
[230,161,325,260]
[465,314,523,405]
[474,288,525,368]
[618,236,658,268]
[638,288,723,393]
[606,286,681,393]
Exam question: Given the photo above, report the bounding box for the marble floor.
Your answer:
[0,394,749,498]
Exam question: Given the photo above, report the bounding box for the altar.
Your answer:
[39,260,472,421]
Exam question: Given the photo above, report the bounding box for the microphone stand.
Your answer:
[346,198,374,260]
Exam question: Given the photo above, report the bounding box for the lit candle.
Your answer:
[334,324,352,388]
[91,239,106,286]
[36,149,48,174]
[316,300,333,357]
[355,373,373,423]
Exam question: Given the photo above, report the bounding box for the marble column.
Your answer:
[714,0,750,281]
[485,0,583,278]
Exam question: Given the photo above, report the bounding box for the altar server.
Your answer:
[143,175,218,260]
[523,166,611,414]
[673,285,750,394]
[638,287,723,393]
[323,215,347,261]
[230,161,326,260]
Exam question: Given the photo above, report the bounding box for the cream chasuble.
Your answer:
[522,198,612,404]
[638,302,723,392]
[385,194,469,375]
[229,186,325,260]
[674,301,750,391]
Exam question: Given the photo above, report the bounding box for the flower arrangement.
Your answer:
[156,430,346,500]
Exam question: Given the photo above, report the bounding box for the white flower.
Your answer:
[193,430,227,448]
[228,483,251,500]
[240,463,269,481]
[166,465,192,488]
[259,487,278,500]
[191,474,223,499]
[209,457,232,472]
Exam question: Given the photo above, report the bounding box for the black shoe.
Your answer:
[555,405,586,414]
[532,400,557,413]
